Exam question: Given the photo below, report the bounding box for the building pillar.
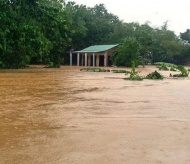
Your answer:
[77,53,80,66]
[81,54,84,66]
[93,53,95,67]
[104,52,108,67]
[85,53,87,67]
[70,51,72,66]
[96,54,100,67]
[88,54,91,66]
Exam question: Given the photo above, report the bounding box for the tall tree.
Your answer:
[110,37,141,67]
[0,0,72,68]
[180,29,190,43]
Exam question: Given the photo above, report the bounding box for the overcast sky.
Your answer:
[70,0,190,35]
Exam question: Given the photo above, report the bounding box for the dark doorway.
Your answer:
[99,55,104,66]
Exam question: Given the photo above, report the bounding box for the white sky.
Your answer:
[70,0,190,35]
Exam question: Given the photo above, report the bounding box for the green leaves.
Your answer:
[111,37,141,67]
[1,0,190,68]
[180,29,190,43]
[0,0,73,68]
[145,71,163,80]
[176,65,189,77]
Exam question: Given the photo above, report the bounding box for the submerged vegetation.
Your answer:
[172,65,189,77]
[80,68,130,73]
[145,71,164,80]
[80,61,189,81]
[124,61,143,81]
[111,70,130,74]
[155,62,189,77]
[155,62,177,71]
[80,68,110,72]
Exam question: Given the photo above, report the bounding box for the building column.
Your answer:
[104,52,108,67]
[96,54,99,66]
[88,54,91,66]
[70,51,72,66]
[77,53,80,66]
[85,53,87,67]
[93,53,95,67]
[81,54,84,66]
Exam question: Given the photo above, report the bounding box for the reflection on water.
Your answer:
[0,66,190,164]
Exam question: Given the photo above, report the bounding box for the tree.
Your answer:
[64,2,119,50]
[150,26,184,64]
[180,29,190,43]
[0,0,50,68]
[35,1,72,67]
[111,37,141,67]
[0,0,72,68]
[133,23,154,66]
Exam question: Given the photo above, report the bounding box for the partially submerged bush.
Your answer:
[155,62,189,77]
[155,62,177,71]
[124,61,143,81]
[80,67,130,73]
[170,67,177,71]
[124,61,164,81]
[111,70,130,74]
[80,67,110,72]
[172,74,187,77]
[124,76,143,81]
[172,65,189,77]
[154,62,177,68]
[80,62,189,80]
[145,71,163,79]
[157,64,169,71]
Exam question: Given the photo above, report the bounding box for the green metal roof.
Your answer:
[75,44,118,53]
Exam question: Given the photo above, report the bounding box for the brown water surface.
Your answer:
[0,66,190,164]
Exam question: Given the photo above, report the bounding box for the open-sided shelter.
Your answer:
[70,44,118,67]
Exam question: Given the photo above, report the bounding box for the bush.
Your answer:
[155,62,178,71]
[124,61,143,81]
[172,65,189,77]
[80,68,110,72]
[111,70,130,74]
[157,64,169,70]
[145,71,163,79]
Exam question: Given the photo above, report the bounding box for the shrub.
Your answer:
[80,68,110,72]
[172,65,189,77]
[145,71,163,79]
[111,70,130,74]
[124,61,143,81]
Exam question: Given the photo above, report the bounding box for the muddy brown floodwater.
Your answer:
[0,65,190,164]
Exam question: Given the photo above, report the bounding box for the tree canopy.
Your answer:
[0,0,190,68]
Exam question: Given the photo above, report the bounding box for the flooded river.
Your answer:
[0,66,190,164]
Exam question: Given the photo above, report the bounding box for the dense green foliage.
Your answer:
[0,0,71,68]
[110,38,141,67]
[110,22,190,66]
[1,1,190,68]
[124,61,143,81]
[180,29,190,43]
[173,65,189,77]
[145,71,163,80]
[64,2,120,50]
[155,62,177,71]
[154,62,189,77]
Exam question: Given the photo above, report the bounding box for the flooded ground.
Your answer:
[0,65,190,164]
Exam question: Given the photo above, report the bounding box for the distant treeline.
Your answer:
[0,0,190,68]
